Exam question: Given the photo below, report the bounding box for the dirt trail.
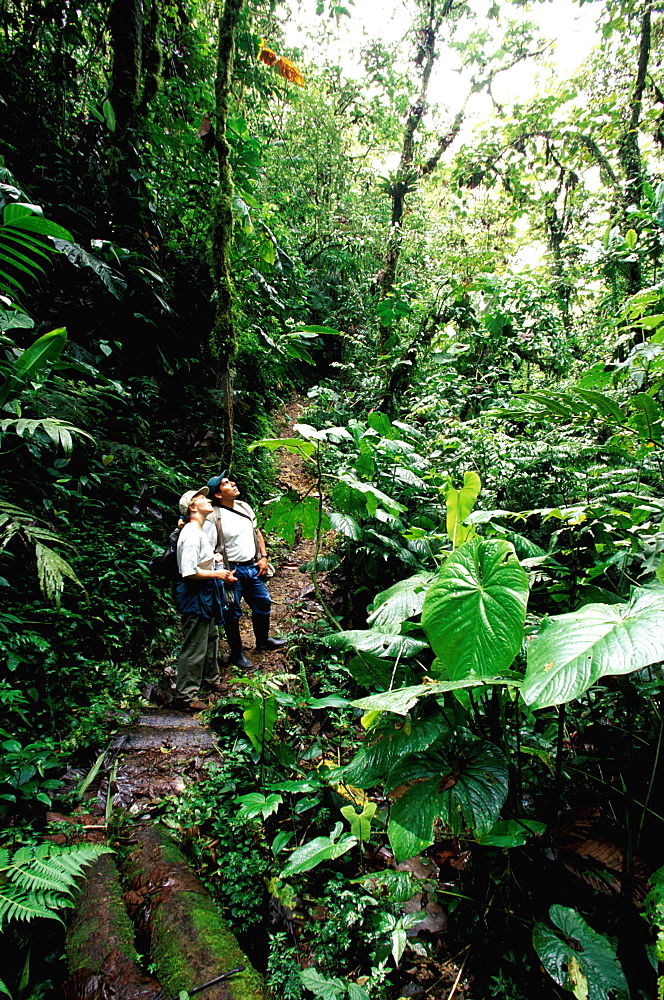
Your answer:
[252,396,329,656]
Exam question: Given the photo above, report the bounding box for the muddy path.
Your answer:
[236,395,329,668]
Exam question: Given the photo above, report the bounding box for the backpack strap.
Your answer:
[214,503,261,562]
[210,508,230,568]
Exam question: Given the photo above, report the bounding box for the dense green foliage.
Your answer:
[3,0,664,997]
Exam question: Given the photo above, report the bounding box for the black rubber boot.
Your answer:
[224,619,252,669]
[253,614,287,651]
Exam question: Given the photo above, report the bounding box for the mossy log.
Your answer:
[122,824,266,1000]
[63,852,166,1000]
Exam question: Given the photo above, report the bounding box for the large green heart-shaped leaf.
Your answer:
[367,571,437,627]
[323,629,427,659]
[533,905,628,1000]
[522,586,664,709]
[387,776,442,862]
[332,715,449,788]
[385,732,509,858]
[446,471,481,548]
[421,538,528,679]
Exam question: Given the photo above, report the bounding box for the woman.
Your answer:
[173,487,237,712]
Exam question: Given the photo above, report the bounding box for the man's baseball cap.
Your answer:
[178,487,209,517]
[206,471,229,494]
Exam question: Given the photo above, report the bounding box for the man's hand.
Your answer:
[218,569,238,582]
[256,556,269,577]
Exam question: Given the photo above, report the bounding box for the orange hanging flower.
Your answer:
[258,41,305,86]
[258,44,278,67]
[275,56,305,87]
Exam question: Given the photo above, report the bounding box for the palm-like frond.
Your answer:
[0,416,95,457]
[0,500,84,604]
[0,842,112,930]
[0,207,71,303]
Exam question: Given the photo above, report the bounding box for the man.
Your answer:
[173,486,237,711]
[204,472,286,669]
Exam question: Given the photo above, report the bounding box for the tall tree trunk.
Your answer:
[618,5,651,296]
[377,0,462,355]
[107,0,162,248]
[376,5,544,404]
[211,0,244,469]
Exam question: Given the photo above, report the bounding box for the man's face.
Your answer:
[216,477,240,503]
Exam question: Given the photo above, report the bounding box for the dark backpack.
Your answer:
[149,524,183,582]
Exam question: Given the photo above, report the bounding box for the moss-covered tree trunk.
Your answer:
[618,6,651,297]
[211,0,244,469]
[106,0,162,248]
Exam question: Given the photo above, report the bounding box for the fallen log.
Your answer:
[122,825,266,1000]
[63,852,166,1000]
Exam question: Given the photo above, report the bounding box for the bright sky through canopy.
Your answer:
[281,0,600,115]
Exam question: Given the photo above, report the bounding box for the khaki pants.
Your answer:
[175,614,220,703]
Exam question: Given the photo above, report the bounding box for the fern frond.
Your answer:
[0,842,112,930]
[0,887,68,926]
[0,501,83,603]
[8,842,111,868]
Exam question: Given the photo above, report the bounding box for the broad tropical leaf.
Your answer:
[250,437,316,459]
[385,732,509,860]
[299,969,346,1000]
[533,905,628,1000]
[386,777,443,861]
[476,818,546,847]
[0,328,67,406]
[340,802,376,843]
[521,586,664,709]
[332,715,449,788]
[421,538,528,679]
[351,676,516,716]
[281,823,356,876]
[323,628,427,660]
[353,869,416,903]
[51,240,126,298]
[242,694,277,752]
[328,511,362,540]
[367,571,437,627]
[236,792,282,821]
[446,471,481,548]
[332,474,406,519]
[261,492,328,544]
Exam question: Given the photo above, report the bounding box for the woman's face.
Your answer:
[190,494,213,516]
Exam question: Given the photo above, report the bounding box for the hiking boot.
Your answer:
[202,679,226,693]
[252,614,287,651]
[223,620,252,669]
[172,698,208,713]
